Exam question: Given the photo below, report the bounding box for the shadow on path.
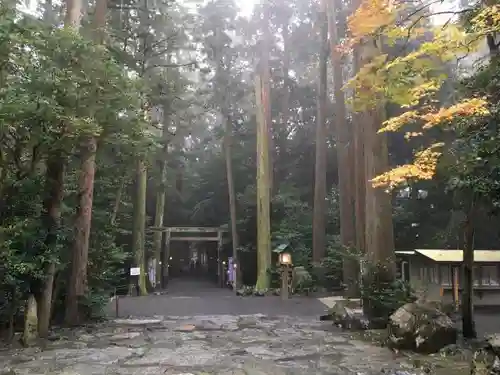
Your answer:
[110,277,329,318]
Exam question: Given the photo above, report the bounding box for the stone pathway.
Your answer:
[1,314,441,375]
[0,279,472,375]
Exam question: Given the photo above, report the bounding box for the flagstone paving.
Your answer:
[0,315,413,375]
[0,279,471,375]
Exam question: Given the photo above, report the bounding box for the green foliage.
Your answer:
[361,262,416,322]
[318,245,359,290]
[0,9,150,332]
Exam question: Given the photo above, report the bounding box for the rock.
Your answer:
[471,334,500,375]
[78,334,95,342]
[292,266,312,292]
[175,324,196,332]
[471,348,500,375]
[113,319,162,326]
[388,302,457,353]
[195,320,221,331]
[110,332,142,340]
[236,286,254,296]
[488,334,500,356]
[73,342,88,349]
[218,369,246,375]
[421,300,456,316]
[439,344,463,357]
[22,294,38,347]
[320,301,368,331]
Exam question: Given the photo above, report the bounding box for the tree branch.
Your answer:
[145,61,198,71]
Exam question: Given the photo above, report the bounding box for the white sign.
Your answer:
[130,267,140,276]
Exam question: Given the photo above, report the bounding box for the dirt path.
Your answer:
[111,278,328,318]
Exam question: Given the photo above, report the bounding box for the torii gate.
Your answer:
[150,226,228,288]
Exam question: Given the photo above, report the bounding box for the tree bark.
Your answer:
[40,0,81,334]
[110,178,124,226]
[224,117,240,289]
[350,0,366,289]
[462,193,476,338]
[261,4,273,193]
[358,38,395,318]
[64,0,82,27]
[65,137,97,325]
[38,153,64,338]
[214,27,240,290]
[353,114,366,256]
[153,160,166,290]
[133,159,148,296]
[43,0,54,24]
[275,15,291,192]
[255,72,272,291]
[327,0,358,296]
[312,2,329,264]
[65,0,105,326]
[92,0,107,42]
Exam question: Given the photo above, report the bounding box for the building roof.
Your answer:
[395,249,500,263]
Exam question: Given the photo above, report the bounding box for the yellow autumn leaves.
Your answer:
[345,0,496,188]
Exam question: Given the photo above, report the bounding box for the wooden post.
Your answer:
[453,265,459,311]
[163,230,171,288]
[217,231,223,287]
[281,265,290,300]
[114,288,119,318]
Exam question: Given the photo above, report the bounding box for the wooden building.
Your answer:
[395,249,500,306]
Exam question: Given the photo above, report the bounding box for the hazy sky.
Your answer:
[20,0,257,18]
[237,0,255,17]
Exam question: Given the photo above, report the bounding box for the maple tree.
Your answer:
[346,0,499,189]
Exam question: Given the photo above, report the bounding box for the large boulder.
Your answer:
[388,302,457,353]
[471,334,500,375]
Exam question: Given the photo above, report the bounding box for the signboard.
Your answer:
[130,267,140,276]
[148,259,156,285]
[227,257,235,284]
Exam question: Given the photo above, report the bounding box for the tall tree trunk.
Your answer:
[353,115,366,256]
[152,52,172,290]
[43,0,54,24]
[38,154,64,338]
[327,0,358,296]
[224,117,240,289]
[65,137,97,325]
[133,159,148,296]
[312,2,329,264]
[65,0,105,326]
[350,1,366,289]
[255,72,272,291]
[462,193,476,338]
[110,178,125,226]
[214,27,240,290]
[275,15,291,193]
[36,0,57,339]
[359,38,395,318]
[261,4,273,193]
[153,153,167,290]
[64,0,82,27]
[40,0,81,334]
